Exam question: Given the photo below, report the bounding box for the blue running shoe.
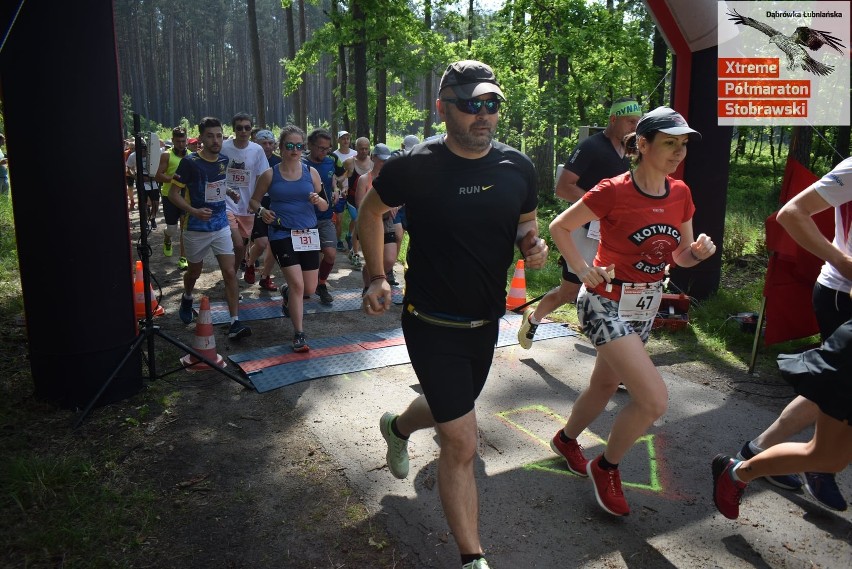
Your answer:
[736,441,802,491]
[803,472,848,511]
[227,319,252,340]
[179,296,194,324]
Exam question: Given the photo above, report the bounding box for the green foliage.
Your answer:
[0,197,20,300]
[722,212,766,264]
[519,144,824,375]
[386,92,425,133]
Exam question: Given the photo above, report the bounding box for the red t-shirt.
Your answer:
[581,171,695,301]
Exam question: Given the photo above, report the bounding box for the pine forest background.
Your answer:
[114,0,849,197]
[115,0,674,195]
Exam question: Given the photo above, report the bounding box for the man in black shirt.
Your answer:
[518,97,641,349]
[359,60,547,569]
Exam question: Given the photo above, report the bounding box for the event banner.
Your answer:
[717,1,849,126]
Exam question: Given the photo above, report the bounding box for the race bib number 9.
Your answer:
[291,228,320,251]
[226,168,250,187]
[204,179,226,202]
[617,282,663,322]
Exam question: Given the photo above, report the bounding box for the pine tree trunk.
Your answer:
[248,0,266,127]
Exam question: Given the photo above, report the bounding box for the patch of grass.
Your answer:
[515,153,819,377]
[2,454,158,567]
[0,197,162,568]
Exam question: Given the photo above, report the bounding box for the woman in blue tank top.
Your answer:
[250,125,329,353]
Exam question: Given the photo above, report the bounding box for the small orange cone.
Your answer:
[134,260,165,318]
[506,259,528,310]
[180,296,226,371]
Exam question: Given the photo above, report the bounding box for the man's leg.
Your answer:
[435,410,483,557]
[214,253,240,317]
[149,194,160,223]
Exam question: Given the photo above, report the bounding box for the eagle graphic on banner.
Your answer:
[727,8,845,76]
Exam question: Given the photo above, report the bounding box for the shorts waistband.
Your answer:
[405,303,490,329]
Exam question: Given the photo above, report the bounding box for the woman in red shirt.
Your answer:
[547,107,716,517]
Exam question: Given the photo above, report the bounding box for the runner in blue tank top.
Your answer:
[250,125,329,353]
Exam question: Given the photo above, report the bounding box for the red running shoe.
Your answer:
[243,263,256,284]
[587,456,630,516]
[258,276,277,291]
[712,454,746,519]
[549,431,589,476]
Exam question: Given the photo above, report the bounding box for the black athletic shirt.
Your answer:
[373,137,537,320]
[565,131,631,191]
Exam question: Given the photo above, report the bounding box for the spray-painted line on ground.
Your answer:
[230,313,578,393]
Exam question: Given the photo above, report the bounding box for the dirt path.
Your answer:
[84,206,849,569]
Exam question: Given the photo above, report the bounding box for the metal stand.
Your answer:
[72,113,252,429]
[747,296,768,375]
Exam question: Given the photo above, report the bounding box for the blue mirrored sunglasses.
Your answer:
[441,97,501,115]
[283,142,305,151]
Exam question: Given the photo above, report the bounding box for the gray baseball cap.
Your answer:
[403,135,420,149]
[439,60,505,100]
[372,143,392,160]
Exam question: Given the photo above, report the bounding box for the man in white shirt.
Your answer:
[221,112,269,279]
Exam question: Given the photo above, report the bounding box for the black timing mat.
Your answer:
[229,313,578,393]
[196,286,404,325]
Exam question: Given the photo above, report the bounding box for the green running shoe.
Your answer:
[379,412,409,479]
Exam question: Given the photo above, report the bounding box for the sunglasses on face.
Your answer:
[283,142,305,151]
[234,125,252,132]
[441,97,501,115]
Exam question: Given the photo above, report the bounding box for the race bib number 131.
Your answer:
[291,229,320,251]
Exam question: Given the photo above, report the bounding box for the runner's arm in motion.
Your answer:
[358,189,393,313]
[516,210,548,269]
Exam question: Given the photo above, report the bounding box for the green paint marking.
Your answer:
[497,404,663,493]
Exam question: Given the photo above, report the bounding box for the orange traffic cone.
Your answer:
[134,260,165,318]
[506,259,528,310]
[180,296,226,371]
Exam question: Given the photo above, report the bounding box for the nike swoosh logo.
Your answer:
[482,185,494,191]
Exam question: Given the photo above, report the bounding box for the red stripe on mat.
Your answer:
[237,336,406,373]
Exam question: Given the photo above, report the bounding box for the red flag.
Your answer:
[762,157,834,345]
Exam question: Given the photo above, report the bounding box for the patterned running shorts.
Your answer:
[577,285,654,346]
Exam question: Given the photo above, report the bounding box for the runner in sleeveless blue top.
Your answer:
[250,125,329,353]
[168,116,252,340]
[358,60,548,569]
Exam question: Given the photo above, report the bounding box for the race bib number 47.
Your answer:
[617,282,663,322]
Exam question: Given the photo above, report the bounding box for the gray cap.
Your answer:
[372,143,392,160]
[636,106,701,141]
[439,60,505,100]
[403,134,421,149]
[255,129,275,142]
